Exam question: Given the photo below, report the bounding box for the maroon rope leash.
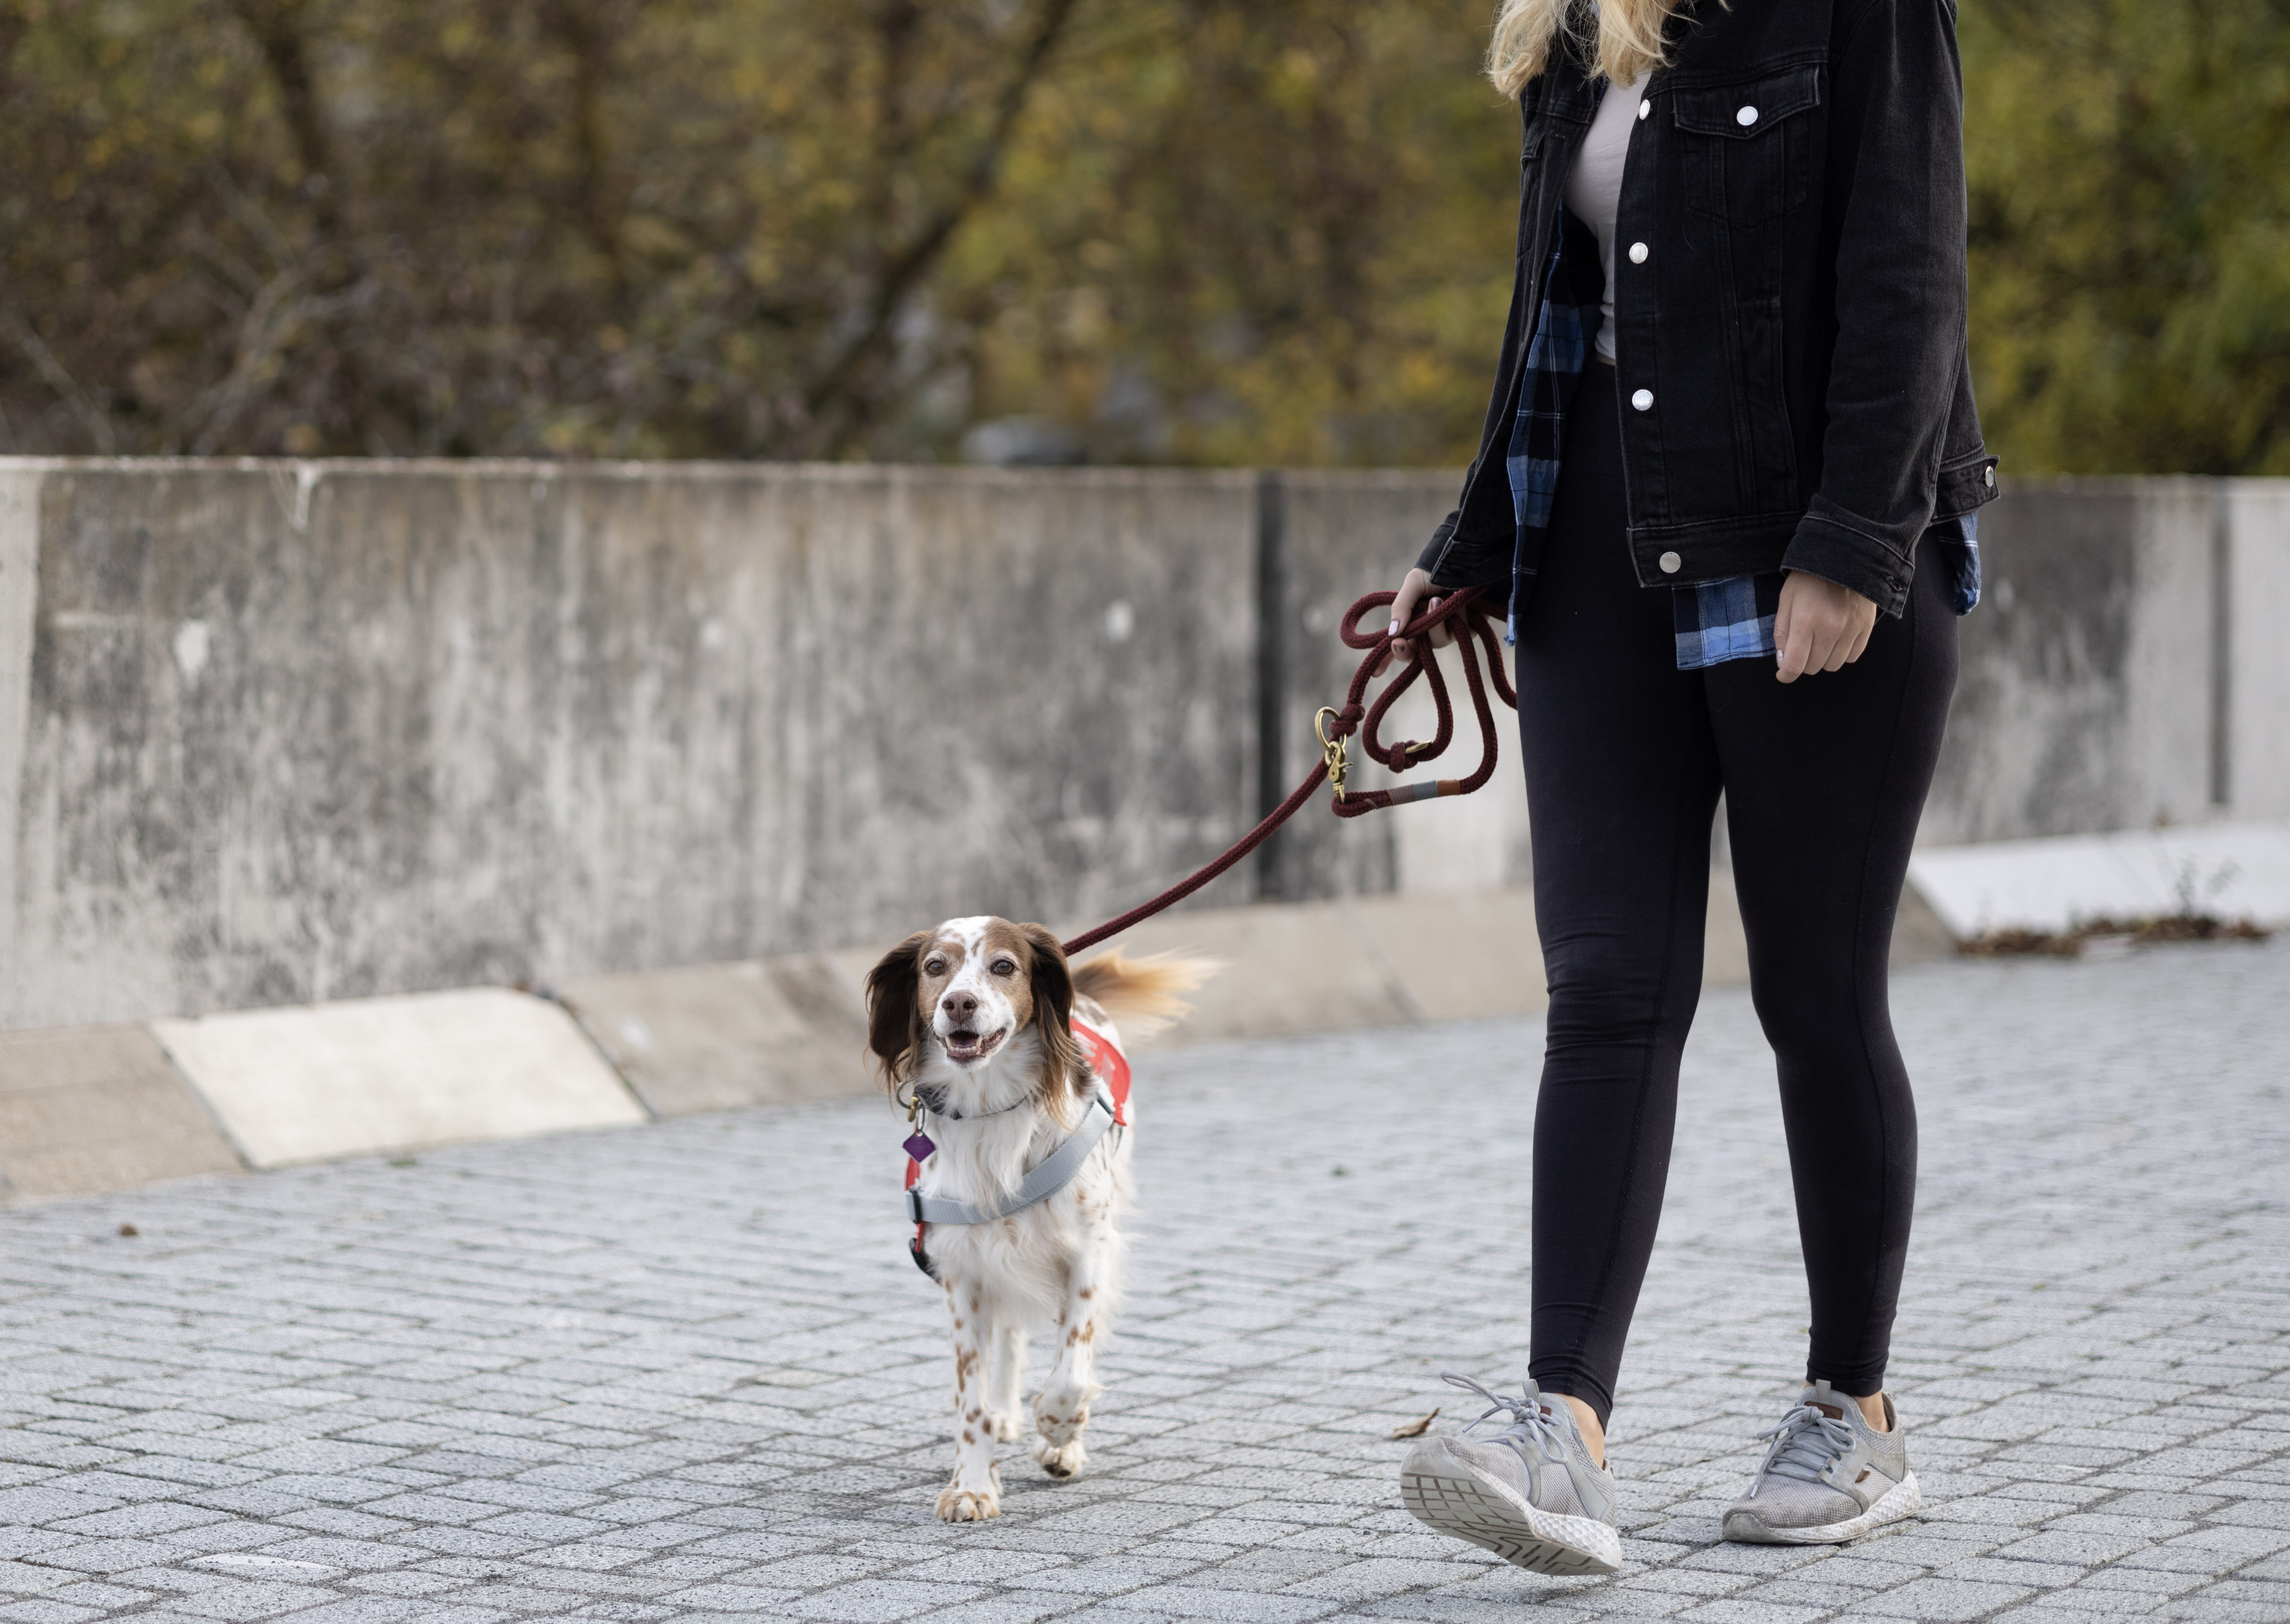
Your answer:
[1062,585,1515,956]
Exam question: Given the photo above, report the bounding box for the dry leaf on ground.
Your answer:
[1389,1407,1438,1439]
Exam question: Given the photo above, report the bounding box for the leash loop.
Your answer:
[1060,584,1513,956]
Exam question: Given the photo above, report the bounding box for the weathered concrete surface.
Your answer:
[151,988,647,1168]
[3,458,2286,1038]
[0,1023,242,1198]
[11,461,1258,1031]
[2229,481,2290,822]
[1924,478,2279,844]
[558,950,877,1117]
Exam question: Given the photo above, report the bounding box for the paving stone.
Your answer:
[0,944,2279,1622]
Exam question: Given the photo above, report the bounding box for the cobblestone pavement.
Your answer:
[1,940,2286,1624]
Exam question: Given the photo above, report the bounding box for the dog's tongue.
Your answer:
[943,1026,1008,1063]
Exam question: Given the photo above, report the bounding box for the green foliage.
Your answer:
[5,0,2282,470]
[0,0,1515,462]
[1963,0,2290,475]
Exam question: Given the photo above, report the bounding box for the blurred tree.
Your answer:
[1963,0,2290,475]
[13,0,2278,471]
[949,1,1514,466]
[0,0,1513,462]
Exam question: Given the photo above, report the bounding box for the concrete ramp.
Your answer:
[0,1024,243,1197]
[153,989,647,1169]
[559,951,877,1117]
[1907,819,2290,939]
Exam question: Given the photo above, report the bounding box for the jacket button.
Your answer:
[1638,98,1651,120]
[1659,551,1683,574]
[1631,388,1654,411]
[1736,105,1758,126]
[1628,241,1648,264]
[1985,465,1997,487]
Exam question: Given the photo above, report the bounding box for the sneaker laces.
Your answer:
[1442,1373,1571,1469]
[1749,1402,1857,1490]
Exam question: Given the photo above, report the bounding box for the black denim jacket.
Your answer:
[1417,0,1999,617]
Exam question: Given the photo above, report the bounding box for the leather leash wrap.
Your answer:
[1061,585,1513,956]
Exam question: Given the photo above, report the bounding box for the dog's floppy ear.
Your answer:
[865,931,934,1089]
[1017,922,1073,1033]
[1017,923,1086,1099]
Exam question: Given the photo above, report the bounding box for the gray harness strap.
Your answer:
[904,1088,1118,1227]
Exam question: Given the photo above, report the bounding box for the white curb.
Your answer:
[153,987,646,1169]
[1907,819,2290,939]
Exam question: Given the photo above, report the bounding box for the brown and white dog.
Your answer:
[867,917,1210,1522]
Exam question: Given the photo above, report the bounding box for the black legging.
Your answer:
[1517,365,1956,1424]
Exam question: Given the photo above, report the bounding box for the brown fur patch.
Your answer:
[864,930,935,1089]
[1009,921,1086,1111]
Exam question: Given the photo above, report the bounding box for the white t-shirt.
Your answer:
[1561,73,1647,363]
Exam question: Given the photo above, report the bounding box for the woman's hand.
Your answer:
[1774,572,1878,683]
[1377,567,1453,675]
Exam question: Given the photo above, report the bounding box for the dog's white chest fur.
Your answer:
[911,1017,1135,1325]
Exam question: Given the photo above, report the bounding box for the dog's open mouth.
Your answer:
[940,1026,1008,1064]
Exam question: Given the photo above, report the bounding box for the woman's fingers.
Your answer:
[1775,605,1815,683]
[1846,615,1874,666]
[1379,569,1435,675]
[1774,571,1877,682]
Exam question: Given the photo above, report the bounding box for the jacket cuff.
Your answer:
[1415,511,1459,580]
[1780,506,1913,618]
[1934,452,2001,522]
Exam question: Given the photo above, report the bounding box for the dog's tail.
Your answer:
[1071,949,1218,1037]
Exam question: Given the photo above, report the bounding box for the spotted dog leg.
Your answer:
[936,1281,1001,1521]
[1032,1266,1106,1480]
[985,1322,1027,1443]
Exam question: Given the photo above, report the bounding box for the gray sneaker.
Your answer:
[1401,1375,1622,1576]
[1722,1380,1921,1543]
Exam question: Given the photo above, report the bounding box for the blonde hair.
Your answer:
[1487,0,1689,96]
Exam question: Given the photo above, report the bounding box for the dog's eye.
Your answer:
[992,958,1016,976]
[924,957,947,976]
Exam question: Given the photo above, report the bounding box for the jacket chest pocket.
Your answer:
[1672,66,1821,226]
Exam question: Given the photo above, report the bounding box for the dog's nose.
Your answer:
[942,991,979,1024]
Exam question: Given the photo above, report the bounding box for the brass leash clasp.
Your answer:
[1314,706,1349,802]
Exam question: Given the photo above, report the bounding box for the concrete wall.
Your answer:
[2227,482,2290,823]
[0,457,2284,1032]
[1927,477,2290,843]
[4,461,1262,1029]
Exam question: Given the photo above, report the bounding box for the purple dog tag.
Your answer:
[903,1131,937,1163]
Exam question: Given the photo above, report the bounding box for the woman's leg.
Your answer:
[1704,533,1959,1397]
[1515,370,1724,1428]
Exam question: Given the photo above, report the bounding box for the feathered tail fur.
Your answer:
[1070,949,1218,1036]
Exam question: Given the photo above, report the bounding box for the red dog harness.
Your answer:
[903,1018,1130,1279]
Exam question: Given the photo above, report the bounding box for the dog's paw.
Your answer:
[985,1410,1024,1443]
[1032,1435,1088,1480]
[935,1482,1001,1521]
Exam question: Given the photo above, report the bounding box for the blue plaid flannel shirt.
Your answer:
[1504,221,1981,669]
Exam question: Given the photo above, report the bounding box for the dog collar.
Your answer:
[917,1091,1030,1123]
[903,1084,1118,1230]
